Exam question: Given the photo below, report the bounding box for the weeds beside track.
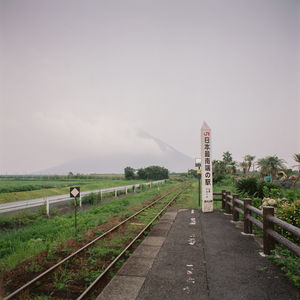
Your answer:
[2,183,188,299]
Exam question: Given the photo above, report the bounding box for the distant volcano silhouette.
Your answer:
[38,131,193,174]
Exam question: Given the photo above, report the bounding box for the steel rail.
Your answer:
[3,189,174,300]
[77,189,184,300]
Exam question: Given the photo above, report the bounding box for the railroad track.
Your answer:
[3,185,186,300]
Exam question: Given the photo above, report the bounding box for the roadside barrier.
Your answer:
[0,180,166,215]
[213,191,300,257]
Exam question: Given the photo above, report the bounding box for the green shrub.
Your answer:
[136,166,169,180]
[256,181,281,198]
[275,200,300,245]
[284,190,300,203]
[235,177,258,197]
[262,186,283,199]
[81,192,101,205]
[124,167,135,180]
[213,174,225,184]
[235,178,281,198]
[252,197,262,208]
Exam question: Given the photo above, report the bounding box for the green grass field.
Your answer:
[0,176,147,204]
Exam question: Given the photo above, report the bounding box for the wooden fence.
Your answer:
[213,191,300,257]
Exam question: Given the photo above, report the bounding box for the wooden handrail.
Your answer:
[212,190,300,257]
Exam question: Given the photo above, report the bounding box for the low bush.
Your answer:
[81,192,101,205]
[235,177,258,197]
[252,197,262,208]
[275,200,300,245]
[284,190,300,203]
[213,174,225,184]
[235,177,281,198]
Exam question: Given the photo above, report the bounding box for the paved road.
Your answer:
[98,209,300,300]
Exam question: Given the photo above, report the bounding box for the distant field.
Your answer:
[0,175,146,204]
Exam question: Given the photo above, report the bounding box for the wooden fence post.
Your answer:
[263,206,275,255]
[243,198,252,234]
[222,190,226,209]
[232,194,239,221]
[225,191,231,214]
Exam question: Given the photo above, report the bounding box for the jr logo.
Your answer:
[204,132,210,136]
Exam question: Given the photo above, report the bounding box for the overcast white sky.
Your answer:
[0,0,299,174]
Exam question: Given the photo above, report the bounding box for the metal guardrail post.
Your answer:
[222,190,226,209]
[232,194,239,221]
[263,206,275,255]
[225,191,231,214]
[79,196,82,208]
[46,198,49,217]
[243,198,252,234]
[100,191,103,201]
[115,189,117,197]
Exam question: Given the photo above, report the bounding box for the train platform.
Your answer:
[97,208,300,300]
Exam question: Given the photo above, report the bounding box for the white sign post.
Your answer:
[201,122,213,212]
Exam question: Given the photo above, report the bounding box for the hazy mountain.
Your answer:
[38,131,193,174]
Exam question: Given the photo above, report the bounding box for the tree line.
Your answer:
[212,152,300,182]
[124,166,169,180]
[188,152,300,184]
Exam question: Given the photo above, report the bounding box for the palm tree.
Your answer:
[257,158,268,179]
[257,156,285,182]
[244,155,255,173]
[212,160,227,175]
[222,151,233,163]
[227,161,237,175]
[293,153,300,172]
[239,161,248,175]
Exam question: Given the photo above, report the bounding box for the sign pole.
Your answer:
[74,196,77,236]
[201,122,213,212]
[70,187,80,236]
[198,168,201,207]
